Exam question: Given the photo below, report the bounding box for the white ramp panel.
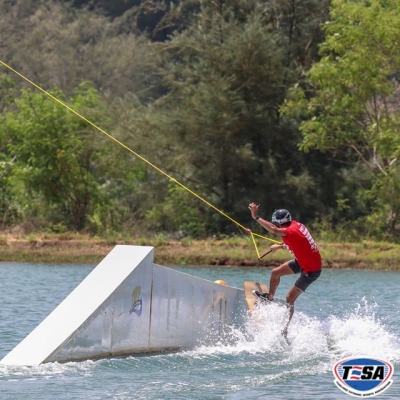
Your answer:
[1,245,248,365]
[48,248,154,362]
[149,265,247,348]
[1,245,154,365]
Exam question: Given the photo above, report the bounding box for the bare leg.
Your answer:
[282,285,303,337]
[268,262,294,299]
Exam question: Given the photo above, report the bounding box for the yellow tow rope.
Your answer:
[0,60,280,257]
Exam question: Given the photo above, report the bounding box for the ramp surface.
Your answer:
[1,245,247,365]
[1,245,153,365]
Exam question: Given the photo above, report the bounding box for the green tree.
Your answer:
[117,0,336,235]
[0,0,158,100]
[0,82,115,231]
[282,0,400,235]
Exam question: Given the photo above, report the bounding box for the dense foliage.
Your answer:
[0,0,399,241]
[282,0,400,238]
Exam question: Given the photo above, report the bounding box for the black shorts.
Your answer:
[288,259,321,292]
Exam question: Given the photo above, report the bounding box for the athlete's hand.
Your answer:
[248,202,260,219]
[270,244,281,252]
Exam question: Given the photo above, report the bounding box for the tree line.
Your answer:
[0,0,399,241]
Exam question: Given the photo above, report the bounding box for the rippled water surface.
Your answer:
[0,262,399,399]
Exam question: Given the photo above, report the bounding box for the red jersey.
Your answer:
[282,220,322,272]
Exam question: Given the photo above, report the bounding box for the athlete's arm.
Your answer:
[256,217,286,237]
[248,203,287,237]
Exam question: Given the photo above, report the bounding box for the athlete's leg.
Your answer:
[282,285,303,336]
[282,269,321,336]
[268,261,295,299]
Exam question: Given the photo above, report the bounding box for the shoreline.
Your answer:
[0,234,400,270]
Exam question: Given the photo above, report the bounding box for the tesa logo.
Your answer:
[333,357,394,397]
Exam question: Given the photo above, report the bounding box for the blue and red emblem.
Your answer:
[333,357,394,397]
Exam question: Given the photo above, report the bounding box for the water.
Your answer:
[0,262,399,399]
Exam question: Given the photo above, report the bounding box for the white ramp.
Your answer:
[1,245,154,365]
[1,245,247,365]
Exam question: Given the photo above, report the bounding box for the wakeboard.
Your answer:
[243,281,286,311]
[243,281,269,312]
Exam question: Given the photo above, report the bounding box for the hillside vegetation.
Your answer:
[0,0,399,245]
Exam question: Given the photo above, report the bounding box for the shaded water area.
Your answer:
[0,262,399,399]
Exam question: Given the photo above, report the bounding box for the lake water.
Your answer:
[0,262,399,399]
